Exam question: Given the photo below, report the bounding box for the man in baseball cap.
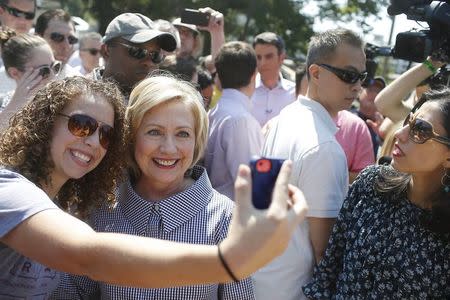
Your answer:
[96,13,177,96]
[172,18,201,59]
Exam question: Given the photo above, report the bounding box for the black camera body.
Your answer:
[388,0,450,62]
[363,43,392,85]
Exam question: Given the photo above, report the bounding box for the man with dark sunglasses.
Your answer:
[35,9,81,79]
[70,31,102,75]
[92,13,176,99]
[0,0,35,34]
[254,28,366,300]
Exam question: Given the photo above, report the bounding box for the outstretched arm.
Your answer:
[2,162,308,287]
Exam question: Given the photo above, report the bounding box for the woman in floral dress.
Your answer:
[303,88,450,299]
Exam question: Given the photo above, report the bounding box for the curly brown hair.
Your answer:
[0,76,128,218]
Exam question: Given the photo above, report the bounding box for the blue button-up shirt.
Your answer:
[205,89,263,199]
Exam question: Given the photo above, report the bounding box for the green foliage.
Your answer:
[64,0,389,60]
[313,0,390,34]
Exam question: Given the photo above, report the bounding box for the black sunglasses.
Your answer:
[81,48,101,56]
[115,42,165,64]
[58,113,114,150]
[403,113,450,146]
[50,32,78,45]
[318,63,368,84]
[1,3,34,20]
[38,61,62,79]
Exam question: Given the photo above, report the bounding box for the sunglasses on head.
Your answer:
[318,63,368,84]
[38,61,62,79]
[81,48,101,56]
[50,32,78,45]
[403,112,450,146]
[1,3,34,20]
[58,113,114,150]
[115,42,165,64]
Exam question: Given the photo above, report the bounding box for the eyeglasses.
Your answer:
[114,42,165,64]
[81,48,101,56]
[38,61,62,79]
[58,113,114,150]
[1,3,35,20]
[403,112,450,146]
[318,63,368,84]
[50,32,78,45]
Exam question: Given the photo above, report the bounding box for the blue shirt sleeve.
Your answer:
[0,169,58,238]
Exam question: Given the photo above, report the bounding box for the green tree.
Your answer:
[72,0,390,59]
[77,0,314,59]
[313,0,390,34]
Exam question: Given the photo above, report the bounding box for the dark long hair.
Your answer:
[375,87,450,234]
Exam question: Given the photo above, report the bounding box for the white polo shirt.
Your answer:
[252,95,348,300]
[250,73,296,127]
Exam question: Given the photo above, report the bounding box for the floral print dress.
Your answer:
[303,166,450,299]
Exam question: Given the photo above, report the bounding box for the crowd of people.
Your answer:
[0,0,449,299]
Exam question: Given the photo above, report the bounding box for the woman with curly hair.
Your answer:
[0,28,61,130]
[0,76,308,298]
[303,88,450,299]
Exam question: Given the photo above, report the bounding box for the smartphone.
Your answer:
[180,8,210,26]
[250,157,285,209]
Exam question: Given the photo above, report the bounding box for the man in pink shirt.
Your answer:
[334,110,375,183]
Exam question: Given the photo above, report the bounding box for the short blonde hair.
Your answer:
[126,74,208,179]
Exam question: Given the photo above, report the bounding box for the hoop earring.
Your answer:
[441,168,450,193]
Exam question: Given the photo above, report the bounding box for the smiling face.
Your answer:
[309,42,366,117]
[49,93,114,187]
[391,102,450,175]
[134,100,196,198]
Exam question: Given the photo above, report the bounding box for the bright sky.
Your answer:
[302,2,428,48]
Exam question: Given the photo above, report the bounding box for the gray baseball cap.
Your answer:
[103,13,177,52]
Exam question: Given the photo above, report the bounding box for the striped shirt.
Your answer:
[52,166,255,300]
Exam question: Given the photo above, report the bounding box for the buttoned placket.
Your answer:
[263,85,282,123]
[146,203,162,238]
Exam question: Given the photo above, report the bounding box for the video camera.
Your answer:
[388,0,450,63]
[363,43,392,85]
